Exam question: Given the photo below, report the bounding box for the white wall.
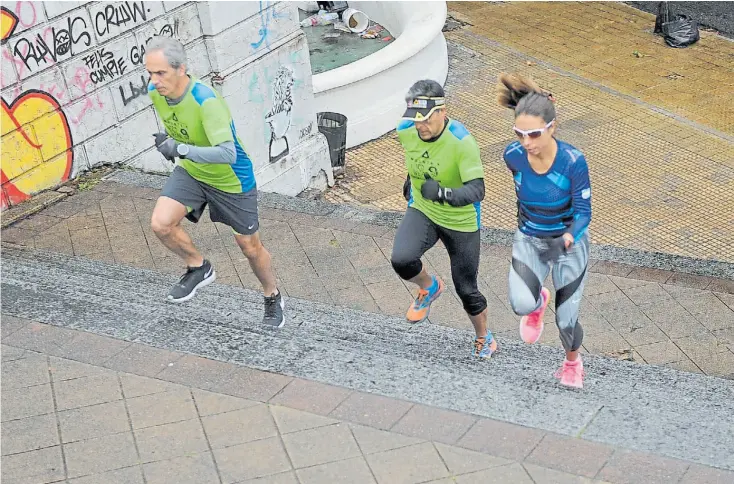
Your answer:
[0,0,332,210]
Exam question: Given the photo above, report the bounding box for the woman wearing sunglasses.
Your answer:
[497,73,592,389]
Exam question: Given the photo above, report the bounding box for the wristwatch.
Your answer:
[176,143,190,159]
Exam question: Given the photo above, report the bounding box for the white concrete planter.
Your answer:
[308,1,448,149]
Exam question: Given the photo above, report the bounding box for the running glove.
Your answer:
[403,175,411,201]
[539,236,568,263]
[421,175,451,204]
[153,133,177,162]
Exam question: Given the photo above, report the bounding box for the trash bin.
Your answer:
[317,112,348,170]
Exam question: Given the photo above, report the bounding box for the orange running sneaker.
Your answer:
[405,276,444,323]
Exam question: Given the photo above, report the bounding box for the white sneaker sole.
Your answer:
[167,271,217,303]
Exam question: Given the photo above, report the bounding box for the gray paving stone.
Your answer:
[154,354,235,390]
[1,413,59,455]
[269,379,351,416]
[457,418,546,462]
[365,442,450,484]
[525,433,614,478]
[241,471,299,484]
[214,437,292,483]
[330,391,413,430]
[523,463,604,483]
[391,404,476,444]
[48,356,117,381]
[349,423,425,455]
[680,463,734,484]
[597,449,690,484]
[68,465,145,483]
[58,400,130,443]
[1,383,55,421]
[193,389,260,417]
[201,404,278,449]
[297,456,376,484]
[120,374,188,398]
[434,442,512,476]
[127,389,198,429]
[282,423,361,468]
[270,405,339,435]
[207,365,292,402]
[1,353,49,389]
[455,462,534,483]
[64,432,139,478]
[135,419,210,463]
[0,445,65,483]
[1,315,31,338]
[52,331,131,366]
[143,452,220,484]
[54,373,123,411]
[1,344,28,362]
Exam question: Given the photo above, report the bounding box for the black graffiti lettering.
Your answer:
[129,44,145,65]
[119,74,148,106]
[68,16,91,53]
[95,1,148,38]
[11,15,90,72]
[85,48,127,84]
[299,123,313,140]
[13,36,54,69]
[158,23,173,37]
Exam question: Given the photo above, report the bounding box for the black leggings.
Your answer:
[390,208,487,316]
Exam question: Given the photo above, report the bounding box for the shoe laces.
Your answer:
[473,336,486,354]
[555,360,585,380]
[413,288,429,308]
[177,266,199,286]
[264,294,278,317]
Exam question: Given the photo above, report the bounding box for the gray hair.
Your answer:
[497,73,556,123]
[146,36,187,69]
[405,79,445,102]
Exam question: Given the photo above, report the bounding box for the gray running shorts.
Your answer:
[161,166,259,235]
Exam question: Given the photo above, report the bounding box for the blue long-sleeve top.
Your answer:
[503,139,592,241]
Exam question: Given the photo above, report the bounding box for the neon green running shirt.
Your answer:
[397,118,484,232]
[149,77,255,193]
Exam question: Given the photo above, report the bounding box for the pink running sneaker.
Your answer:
[520,287,550,344]
[555,357,585,389]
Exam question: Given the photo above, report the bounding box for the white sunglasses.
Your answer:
[513,119,555,139]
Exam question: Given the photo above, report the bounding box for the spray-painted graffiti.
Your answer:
[1,6,19,41]
[93,1,151,39]
[265,66,294,163]
[299,123,313,140]
[1,90,74,209]
[251,0,288,51]
[11,14,92,72]
[119,73,148,106]
[1,11,74,209]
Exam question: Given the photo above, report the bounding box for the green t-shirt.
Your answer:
[397,118,484,232]
[149,77,255,193]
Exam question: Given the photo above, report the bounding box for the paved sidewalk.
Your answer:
[3,319,733,484]
[324,4,734,262]
[1,177,733,378]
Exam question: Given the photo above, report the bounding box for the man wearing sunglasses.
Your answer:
[390,79,497,359]
[497,72,592,389]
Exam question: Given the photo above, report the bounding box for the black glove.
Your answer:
[539,236,568,263]
[403,175,411,201]
[421,174,452,203]
[153,133,177,162]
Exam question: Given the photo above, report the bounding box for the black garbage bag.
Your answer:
[662,15,700,48]
[654,1,672,35]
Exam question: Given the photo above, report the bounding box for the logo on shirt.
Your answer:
[421,151,429,158]
[581,188,591,199]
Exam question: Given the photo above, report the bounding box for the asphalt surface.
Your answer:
[627,1,734,39]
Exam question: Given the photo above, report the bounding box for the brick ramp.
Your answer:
[2,245,733,471]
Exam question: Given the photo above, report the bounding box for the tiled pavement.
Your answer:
[2,319,733,484]
[1,180,733,379]
[324,3,734,262]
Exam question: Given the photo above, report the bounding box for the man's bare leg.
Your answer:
[151,196,204,267]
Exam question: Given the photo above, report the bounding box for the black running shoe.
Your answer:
[168,260,216,303]
[263,290,285,328]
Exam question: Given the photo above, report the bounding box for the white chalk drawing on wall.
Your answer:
[265,65,294,163]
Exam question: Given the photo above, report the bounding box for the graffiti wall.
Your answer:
[1,0,331,210]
